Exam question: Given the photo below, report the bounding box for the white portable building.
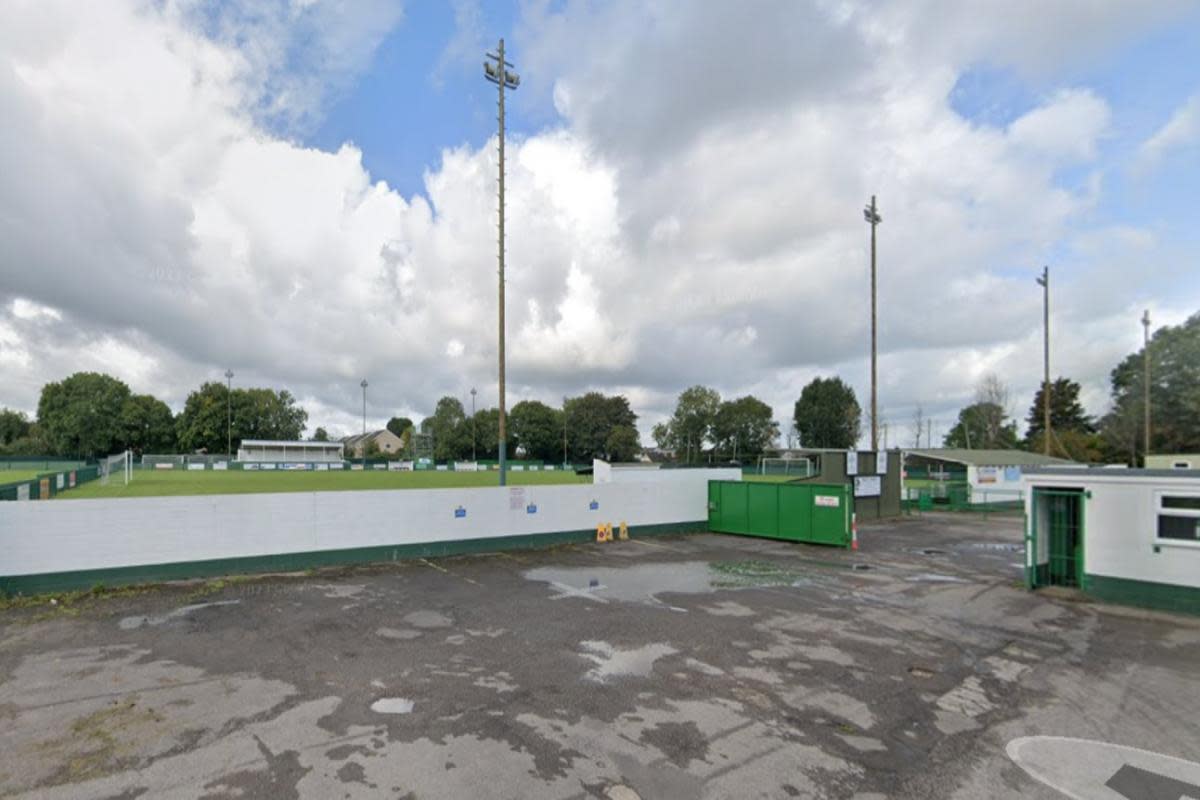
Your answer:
[1021,467,1200,615]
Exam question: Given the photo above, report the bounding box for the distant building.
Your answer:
[341,429,404,458]
[1146,454,1200,470]
[904,448,1075,504]
[237,440,344,463]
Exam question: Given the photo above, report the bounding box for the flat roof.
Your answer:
[1024,466,1200,480]
[905,448,1074,467]
[239,440,343,448]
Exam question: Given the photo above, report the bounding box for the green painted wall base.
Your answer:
[1083,573,1200,616]
[0,521,707,596]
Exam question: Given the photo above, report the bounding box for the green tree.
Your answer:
[386,416,413,438]
[713,396,779,460]
[605,425,641,462]
[119,394,176,453]
[0,408,32,446]
[665,385,721,462]
[176,382,307,453]
[0,424,50,456]
[565,392,638,462]
[1104,311,1200,459]
[943,402,1019,449]
[312,427,330,442]
[1027,429,1104,463]
[37,372,132,457]
[428,396,472,461]
[510,400,562,462]
[1025,377,1094,443]
[468,407,512,461]
[651,421,672,451]
[793,377,860,449]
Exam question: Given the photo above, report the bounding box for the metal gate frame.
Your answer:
[1028,488,1087,590]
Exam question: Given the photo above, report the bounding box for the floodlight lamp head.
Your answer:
[863,206,880,224]
[504,70,520,88]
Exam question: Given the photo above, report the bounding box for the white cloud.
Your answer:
[0,0,1197,448]
[1008,89,1111,161]
[1137,92,1200,172]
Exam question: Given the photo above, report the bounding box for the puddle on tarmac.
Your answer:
[118,600,241,630]
[370,697,415,714]
[959,542,1023,552]
[524,560,825,606]
[906,573,969,584]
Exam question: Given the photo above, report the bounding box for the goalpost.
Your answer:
[758,456,815,478]
[100,450,132,486]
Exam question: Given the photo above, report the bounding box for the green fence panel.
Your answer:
[0,465,101,502]
[707,481,850,547]
[809,485,852,547]
[747,482,780,538]
[777,485,810,541]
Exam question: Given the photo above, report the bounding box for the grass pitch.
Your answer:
[62,468,590,499]
[0,470,47,485]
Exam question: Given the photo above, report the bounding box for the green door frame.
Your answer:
[1028,487,1088,590]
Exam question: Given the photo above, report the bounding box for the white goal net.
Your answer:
[100,450,132,486]
[759,457,815,478]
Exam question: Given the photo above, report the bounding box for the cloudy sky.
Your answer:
[1,0,1198,445]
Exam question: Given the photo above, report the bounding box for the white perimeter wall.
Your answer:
[1022,472,1200,589]
[0,469,738,578]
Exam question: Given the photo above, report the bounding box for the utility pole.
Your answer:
[224,369,234,457]
[562,396,568,468]
[360,379,368,467]
[1036,267,1050,456]
[470,387,477,462]
[863,196,882,452]
[1142,310,1151,462]
[485,39,519,487]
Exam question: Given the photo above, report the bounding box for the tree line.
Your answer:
[3,311,1194,462]
[372,393,640,464]
[0,373,308,458]
[0,374,641,463]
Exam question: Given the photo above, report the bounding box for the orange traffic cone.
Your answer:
[851,513,859,551]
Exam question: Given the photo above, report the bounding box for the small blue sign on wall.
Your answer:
[454,506,466,518]
[589,500,599,511]
[526,503,537,514]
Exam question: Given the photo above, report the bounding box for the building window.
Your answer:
[1157,494,1200,543]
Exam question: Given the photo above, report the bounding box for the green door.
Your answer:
[1032,489,1085,588]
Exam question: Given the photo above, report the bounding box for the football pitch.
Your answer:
[61,468,590,499]
[0,470,44,485]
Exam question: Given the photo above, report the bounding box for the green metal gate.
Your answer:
[707,481,852,547]
[1028,488,1085,589]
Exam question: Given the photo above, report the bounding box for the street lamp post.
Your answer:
[562,396,569,469]
[485,38,519,487]
[1036,267,1050,456]
[224,369,233,457]
[360,379,368,467]
[1142,310,1151,461]
[863,196,881,452]
[470,387,477,462]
